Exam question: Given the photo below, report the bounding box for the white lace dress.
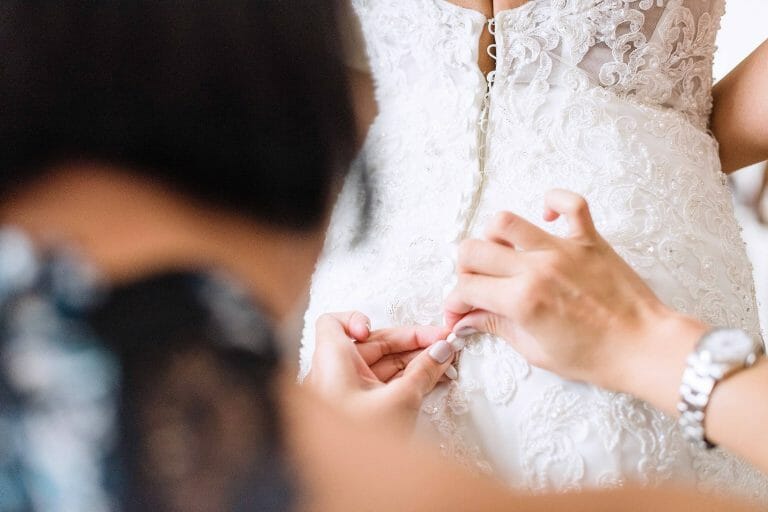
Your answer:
[301,0,768,500]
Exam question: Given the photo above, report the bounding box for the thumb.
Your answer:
[453,311,538,364]
[542,189,598,241]
[452,310,498,338]
[393,340,456,401]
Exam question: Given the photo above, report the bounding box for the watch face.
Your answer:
[700,329,757,365]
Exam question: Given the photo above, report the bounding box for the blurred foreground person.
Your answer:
[756,164,768,224]
[0,1,358,509]
[0,1,760,512]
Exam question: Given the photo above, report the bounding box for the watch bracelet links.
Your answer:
[677,355,717,450]
[677,329,766,450]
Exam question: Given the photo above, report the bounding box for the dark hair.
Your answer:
[0,0,357,229]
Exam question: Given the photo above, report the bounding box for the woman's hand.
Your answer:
[305,311,456,432]
[445,189,706,398]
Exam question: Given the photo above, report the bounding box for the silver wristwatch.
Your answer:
[677,328,765,449]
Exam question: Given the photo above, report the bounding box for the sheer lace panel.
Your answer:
[495,0,724,128]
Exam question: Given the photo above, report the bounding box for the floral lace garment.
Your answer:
[300,0,768,502]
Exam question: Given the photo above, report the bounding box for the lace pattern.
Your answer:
[300,0,768,502]
[495,0,724,130]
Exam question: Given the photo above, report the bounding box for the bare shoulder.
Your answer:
[339,1,369,73]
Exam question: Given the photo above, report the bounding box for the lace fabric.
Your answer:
[301,0,768,502]
[492,0,723,130]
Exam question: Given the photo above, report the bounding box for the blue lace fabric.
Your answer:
[0,229,292,512]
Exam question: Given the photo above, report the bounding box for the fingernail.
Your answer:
[454,326,478,338]
[429,340,454,364]
[444,365,458,380]
[447,332,467,351]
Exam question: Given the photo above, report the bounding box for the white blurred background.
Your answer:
[715,1,768,335]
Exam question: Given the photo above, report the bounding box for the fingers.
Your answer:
[453,311,544,367]
[543,189,598,240]
[451,310,492,338]
[485,211,555,250]
[369,349,422,381]
[347,311,372,341]
[357,325,448,365]
[311,312,371,388]
[449,273,515,316]
[392,340,456,400]
[314,312,354,349]
[315,311,371,348]
[457,238,522,277]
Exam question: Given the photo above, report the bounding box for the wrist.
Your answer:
[677,328,765,449]
[615,306,708,415]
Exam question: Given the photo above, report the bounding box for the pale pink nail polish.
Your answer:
[444,365,458,380]
[429,340,453,364]
[447,333,467,351]
[455,326,478,338]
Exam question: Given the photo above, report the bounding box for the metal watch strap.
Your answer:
[678,352,717,450]
[677,329,764,450]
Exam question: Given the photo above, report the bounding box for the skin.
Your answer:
[0,164,450,386]
[444,1,530,75]
[446,189,768,476]
[755,164,768,224]
[288,379,758,512]
[711,39,768,174]
[335,6,768,503]
[333,4,768,506]
[439,5,768,176]
[0,164,324,320]
[304,311,455,433]
[348,68,377,145]
[1,4,761,510]
[346,1,767,174]
[5,164,758,510]
[295,307,759,512]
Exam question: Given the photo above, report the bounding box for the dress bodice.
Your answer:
[356,0,722,129]
[494,0,722,130]
[302,0,768,501]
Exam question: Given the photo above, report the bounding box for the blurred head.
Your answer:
[0,0,358,313]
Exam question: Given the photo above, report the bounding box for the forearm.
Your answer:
[621,313,768,474]
[711,39,768,174]
[706,358,768,474]
[287,382,758,512]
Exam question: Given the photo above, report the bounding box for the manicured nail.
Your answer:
[447,332,467,351]
[454,326,478,338]
[429,340,453,364]
[444,365,458,380]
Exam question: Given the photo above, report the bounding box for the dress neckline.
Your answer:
[432,0,536,22]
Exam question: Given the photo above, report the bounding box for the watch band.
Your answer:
[677,354,717,450]
[677,329,764,450]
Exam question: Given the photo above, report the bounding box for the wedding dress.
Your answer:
[301,0,768,500]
